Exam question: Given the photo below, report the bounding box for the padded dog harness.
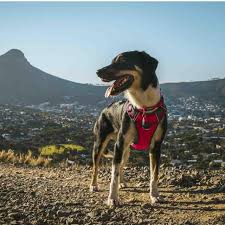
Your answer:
[126,96,167,151]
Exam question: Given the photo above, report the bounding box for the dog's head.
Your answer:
[97,51,158,97]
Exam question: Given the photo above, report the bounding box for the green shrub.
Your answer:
[39,144,85,156]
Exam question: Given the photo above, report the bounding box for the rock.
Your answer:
[10,221,18,225]
[56,210,72,217]
[218,184,225,192]
[30,191,36,197]
[66,217,74,224]
[87,209,101,218]
[8,212,24,220]
[141,203,153,209]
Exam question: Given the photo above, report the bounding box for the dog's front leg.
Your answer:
[108,163,121,206]
[149,141,164,204]
[108,114,132,207]
[119,149,130,189]
[108,137,123,207]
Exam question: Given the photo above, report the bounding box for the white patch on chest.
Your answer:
[125,84,161,109]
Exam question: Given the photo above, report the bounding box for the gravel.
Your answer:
[0,162,224,225]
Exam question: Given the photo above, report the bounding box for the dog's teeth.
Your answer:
[105,89,110,98]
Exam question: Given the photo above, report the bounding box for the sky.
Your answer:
[0,2,225,84]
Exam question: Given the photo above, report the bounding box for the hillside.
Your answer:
[0,49,106,105]
[161,79,225,101]
[0,49,224,105]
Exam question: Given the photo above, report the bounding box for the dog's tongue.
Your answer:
[105,85,114,98]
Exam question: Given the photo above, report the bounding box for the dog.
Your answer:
[90,51,167,206]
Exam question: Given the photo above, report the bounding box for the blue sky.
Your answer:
[0,2,225,84]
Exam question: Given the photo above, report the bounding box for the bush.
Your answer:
[39,144,85,156]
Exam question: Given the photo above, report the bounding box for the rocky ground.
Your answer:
[0,162,224,225]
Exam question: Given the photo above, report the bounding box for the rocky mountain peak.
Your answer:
[0,49,28,63]
[5,49,25,57]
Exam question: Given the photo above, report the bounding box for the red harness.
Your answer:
[126,97,167,151]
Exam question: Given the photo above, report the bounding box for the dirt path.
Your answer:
[0,163,224,225]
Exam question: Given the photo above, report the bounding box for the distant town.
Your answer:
[0,95,224,168]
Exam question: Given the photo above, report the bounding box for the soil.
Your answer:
[0,162,224,225]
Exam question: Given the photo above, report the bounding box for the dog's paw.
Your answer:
[107,197,120,207]
[90,185,99,192]
[150,195,164,204]
[119,182,128,189]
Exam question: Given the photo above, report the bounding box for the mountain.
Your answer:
[0,49,106,105]
[0,49,224,105]
[161,79,225,102]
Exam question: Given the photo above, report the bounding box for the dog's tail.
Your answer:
[102,149,114,158]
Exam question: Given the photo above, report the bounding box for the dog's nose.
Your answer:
[96,68,103,74]
[96,68,103,77]
[96,66,109,77]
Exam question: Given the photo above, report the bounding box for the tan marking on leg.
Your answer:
[119,149,130,188]
[108,126,135,206]
[149,152,159,196]
[149,121,164,204]
[108,163,120,206]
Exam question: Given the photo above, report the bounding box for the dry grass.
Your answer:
[0,149,51,167]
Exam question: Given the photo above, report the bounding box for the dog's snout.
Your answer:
[96,69,102,76]
[96,67,107,77]
[96,66,115,77]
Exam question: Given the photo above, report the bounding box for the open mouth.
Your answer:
[104,75,134,97]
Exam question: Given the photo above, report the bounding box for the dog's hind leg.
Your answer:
[90,141,103,192]
[90,137,109,192]
[90,112,114,192]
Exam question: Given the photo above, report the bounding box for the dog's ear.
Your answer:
[141,51,158,72]
[140,51,158,90]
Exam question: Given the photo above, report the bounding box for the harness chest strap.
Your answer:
[126,97,167,151]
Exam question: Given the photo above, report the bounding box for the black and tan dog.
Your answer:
[90,51,167,206]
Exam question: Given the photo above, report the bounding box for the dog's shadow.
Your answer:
[160,185,225,194]
[120,186,225,211]
[121,186,149,193]
[123,184,225,195]
[151,200,225,212]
